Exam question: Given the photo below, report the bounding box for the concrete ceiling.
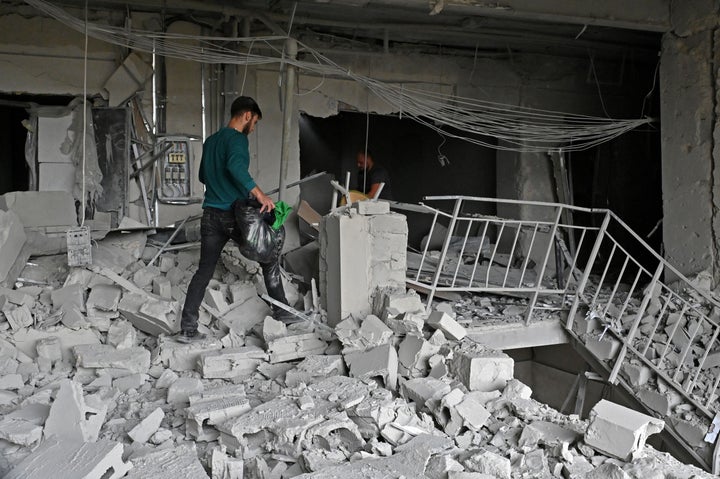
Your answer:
[15,0,666,59]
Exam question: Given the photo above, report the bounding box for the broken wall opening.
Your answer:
[0,94,75,196]
[299,110,497,248]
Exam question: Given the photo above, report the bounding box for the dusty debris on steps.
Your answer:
[569,273,720,469]
[0,237,716,478]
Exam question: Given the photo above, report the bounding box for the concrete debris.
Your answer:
[4,438,131,479]
[127,407,164,443]
[0,217,715,479]
[584,399,665,461]
[124,444,209,478]
[266,332,328,363]
[449,339,514,392]
[0,210,26,284]
[427,309,467,341]
[44,379,107,442]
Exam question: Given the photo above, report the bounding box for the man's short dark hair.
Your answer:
[231,96,262,119]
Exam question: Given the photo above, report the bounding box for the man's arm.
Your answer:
[226,134,258,191]
[366,182,383,199]
[249,186,275,213]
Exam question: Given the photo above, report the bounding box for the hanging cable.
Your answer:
[81,0,88,227]
[25,0,653,154]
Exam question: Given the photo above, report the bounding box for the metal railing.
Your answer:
[407,196,604,323]
[406,195,720,470]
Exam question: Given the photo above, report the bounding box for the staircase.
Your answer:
[406,195,720,473]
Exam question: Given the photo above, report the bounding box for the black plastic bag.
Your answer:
[234,199,285,264]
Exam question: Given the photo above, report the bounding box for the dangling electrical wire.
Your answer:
[81,0,88,227]
[24,0,654,154]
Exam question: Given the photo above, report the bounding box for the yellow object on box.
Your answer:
[339,190,369,206]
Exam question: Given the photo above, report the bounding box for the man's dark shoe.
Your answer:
[175,330,207,344]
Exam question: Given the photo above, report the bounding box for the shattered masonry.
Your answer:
[0,196,714,478]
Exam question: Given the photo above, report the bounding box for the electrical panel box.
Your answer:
[155,135,201,204]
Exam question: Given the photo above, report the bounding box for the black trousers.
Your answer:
[180,206,287,333]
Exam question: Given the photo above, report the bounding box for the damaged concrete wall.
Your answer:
[0,13,116,96]
[660,0,720,283]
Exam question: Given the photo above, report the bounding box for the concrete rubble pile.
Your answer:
[0,199,713,478]
[0,264,713,477]
[571,272,720,466]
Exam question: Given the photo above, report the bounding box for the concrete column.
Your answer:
[660,1,719,283]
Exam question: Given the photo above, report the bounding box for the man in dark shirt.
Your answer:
[357,150,393,200]
[178,96,287,343]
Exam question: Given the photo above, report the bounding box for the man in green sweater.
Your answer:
[178,96,287,342]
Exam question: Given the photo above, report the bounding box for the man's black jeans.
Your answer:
[180,206,288,334]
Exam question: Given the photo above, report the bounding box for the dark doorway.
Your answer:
[299,110,498,247]
[0,94,75,196]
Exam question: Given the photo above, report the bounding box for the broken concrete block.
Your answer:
[199,346,267,379]
[107,319,137,349]
[124,444,209,478]
[119,293,180,336]
[113,373,147,392]
[155,368,179,389]
[205,287,230,315]
[449,341,514,392]
[336,314,394,354]
[402,377,451,412]
[285,355,347,387]
[167,377,203,405]
[132,265,161,289]
[0,374,24,390]
[36,336,62,363]
[355,200,390,215]
[187,396,252,441]
[158,255,175,273]
[6,305,33,330]
[44,379,107,442]
[4,437,131,479]
[51,283,85,312]
[700,349,720,370]
[211,446,244,479]
[502,379,532,401]
[427,310,467,341]
[267,332,327,363]
[454,395,491,431]
[156,335,222,371]
[462,450,511,479]
[128,407,164,443]
[622,362,651,388]
[584,399,665,461]
[384,312,425,336]
[426,454,464,479]
[0,417,43,446]
[263,316,288,342]
[518,420,580,449]
[669,417,707,447]
[345,343,398,390]
[0,210,26,284]
[398,333,439,377]
[585,335,621,360]
[380,289,424,318]
[637,388,673,416]
[221,296,272,334]
[73,344,150,374]
[86,284,122,312]
[11,326,99,362]
[60,304,90,329]
[152,276,172,299]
